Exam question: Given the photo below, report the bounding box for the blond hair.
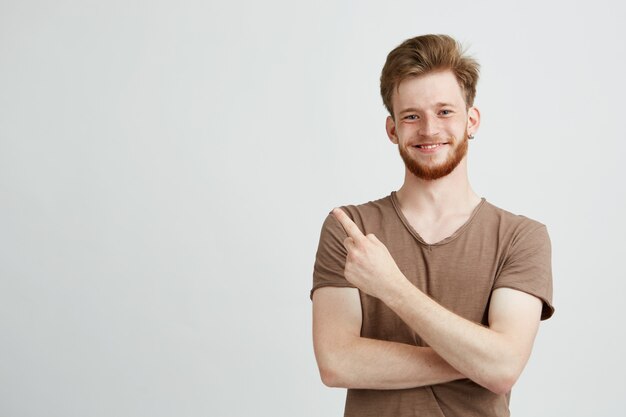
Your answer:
[380,34,480,116]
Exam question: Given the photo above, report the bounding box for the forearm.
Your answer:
[319,336,463,390]
[383,281,532,394]
[328,208,544,394]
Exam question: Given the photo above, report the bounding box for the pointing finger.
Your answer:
[332,208,365,239]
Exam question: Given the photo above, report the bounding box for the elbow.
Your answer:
[313,334,360,388]
[482,364,522,395]
[316,351,351,388]
[318,364,343,388]
[485,374,516,395]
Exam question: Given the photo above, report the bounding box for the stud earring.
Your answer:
[468,134,475,140]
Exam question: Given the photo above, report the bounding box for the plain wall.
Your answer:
[1,0,625,415]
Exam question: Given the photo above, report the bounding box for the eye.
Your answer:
[403,114,418,120]
[439,109,453,116]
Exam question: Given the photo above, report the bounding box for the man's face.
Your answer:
[386,70,479,181]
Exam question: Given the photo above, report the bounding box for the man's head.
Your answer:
[381,35,481,181]
[380,34,480,118]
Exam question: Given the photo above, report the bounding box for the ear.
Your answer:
[386,116,398,144]
[467,106,481,137]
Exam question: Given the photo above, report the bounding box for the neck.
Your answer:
[395,158,481,219]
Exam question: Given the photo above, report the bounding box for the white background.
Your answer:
[1,1,625,416]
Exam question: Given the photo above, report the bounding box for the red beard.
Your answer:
[398,132,469,181]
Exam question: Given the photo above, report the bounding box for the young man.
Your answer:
[310,34,554,416]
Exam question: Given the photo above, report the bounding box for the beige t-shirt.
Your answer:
[311,192,554,417]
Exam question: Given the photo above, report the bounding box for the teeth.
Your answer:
[417,144,441,149]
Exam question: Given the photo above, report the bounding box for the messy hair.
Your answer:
[380,34,480,116]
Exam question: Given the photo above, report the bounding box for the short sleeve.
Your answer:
[310,211,356,299]
[494,224,555,320]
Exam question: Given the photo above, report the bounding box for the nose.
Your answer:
[418,114,439,137]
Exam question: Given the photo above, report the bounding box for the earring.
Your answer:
[468,133,475,140]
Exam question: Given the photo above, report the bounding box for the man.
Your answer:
[310,34,554,417]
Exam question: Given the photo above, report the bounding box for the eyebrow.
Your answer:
[399,103,457,115]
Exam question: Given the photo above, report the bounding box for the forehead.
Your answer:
[393,70,466,111]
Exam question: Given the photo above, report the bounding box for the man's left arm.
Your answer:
[385,284,542,394]
[331,207,544,395]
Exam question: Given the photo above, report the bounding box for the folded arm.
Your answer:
[382,283,542,394]
[329,207,544,394]
[312,286,464,389]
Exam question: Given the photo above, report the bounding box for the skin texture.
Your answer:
[312,70,544,394]
[312,287,464,390]
[387,70,476,182]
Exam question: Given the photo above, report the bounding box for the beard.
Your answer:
[398,132,469,181]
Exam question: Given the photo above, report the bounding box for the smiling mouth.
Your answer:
[413,143,448,149]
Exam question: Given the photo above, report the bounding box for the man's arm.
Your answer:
[312,286,464,390]
[331,207,544,394]
[385,285,542,394]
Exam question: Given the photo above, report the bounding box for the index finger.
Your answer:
[332,208,365,239]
